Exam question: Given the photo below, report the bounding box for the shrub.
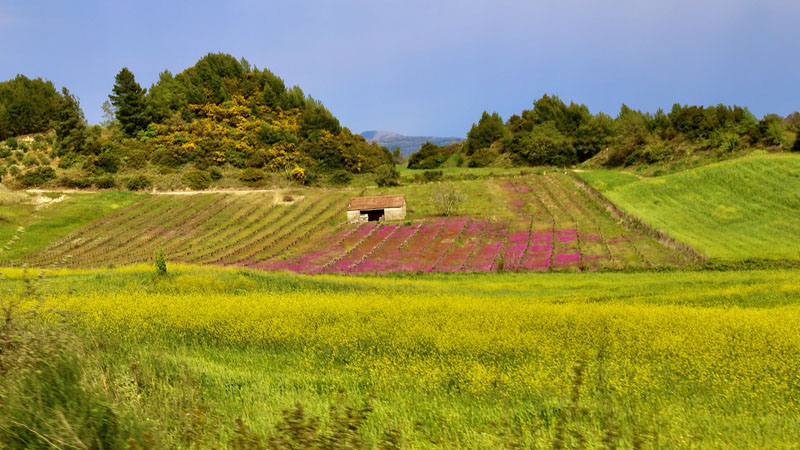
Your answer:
[154,249,167,275]
[8,165,20,177]
[290,167,305,184]
[59,176,93,189]
[126,175,151,191]
[181,169,211,190]
[38,154,50,165]
[239,167,265,184]
[96,151,120,174]
[0,147,10,158]
[433,183,466,216]
[407,142,448,169]
[208,166,223,180]
[19,166,56,187]
[21,153,39,168]
[94,175,117,189]
[375,164,400,187]
[328,169,353,186]
[422,170,444,182]
[468,147,499,167]
[792,134,800,153]
[5,137,18,149]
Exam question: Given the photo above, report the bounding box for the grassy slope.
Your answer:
[2,265,799,448]
[0,190,142,262]
[580,154,800,260]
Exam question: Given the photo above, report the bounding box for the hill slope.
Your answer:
[580,154,800,261]
[6,174,687,272]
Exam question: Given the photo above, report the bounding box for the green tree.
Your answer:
[0,75,63,140]
[109,68,150,136]
[792,134,800,153]
[513,121,576,166]
[465,112,506,155]
[391,147,404,165]
[407,142,447,169]
[54,87,88,155]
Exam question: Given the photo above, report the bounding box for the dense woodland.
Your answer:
[0,53,394,188]
[1,59,799,189]
[409,94,800,170]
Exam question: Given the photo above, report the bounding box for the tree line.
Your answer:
[409,94,799,169]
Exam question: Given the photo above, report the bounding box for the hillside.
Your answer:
[361,130,463,157]
[579,154,800,261]
[3,173,691,272]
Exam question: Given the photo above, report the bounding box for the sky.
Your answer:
[1,0,798,137]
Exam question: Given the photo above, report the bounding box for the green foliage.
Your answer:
[96,151,120,174]
[391,147,404,165]
[467,147,499,167]
[421,170,443,182]
[53,87,88,156]
[239,167,265,184]
[19,166,55,187]
[328,169,353,186]
[374,164,400,187]
[208,166,223,180]
[0,75,63,140]
[407,142,448,169]
[126,175,151,191]
[21,153,38,168]
[5,137,18,149]
[465,111,506,155]
[511,121,576,166]
[94,175,117,189]
[792,134,800,153]
[181,169,212,190]
[154,249,167,275]
[109,68,150,136]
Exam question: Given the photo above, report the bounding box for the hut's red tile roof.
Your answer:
[347,194,405,211]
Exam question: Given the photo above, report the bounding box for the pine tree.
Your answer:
[54,87,87,155]
[109,67,150,136]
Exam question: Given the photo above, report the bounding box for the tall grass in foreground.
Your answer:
[1,265,799,448]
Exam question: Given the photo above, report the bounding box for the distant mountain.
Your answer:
[361,130,464,157]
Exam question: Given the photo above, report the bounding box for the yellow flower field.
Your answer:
[2,265,799,448]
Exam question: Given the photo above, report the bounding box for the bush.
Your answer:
[59,176,93,189]
[94,175,117,189]
[21,153,39,168]
[328,169,353,186]
[290,167,305,184]
[208,166,223,180]
[181,169,211,190]
[239,167,265,184]
[792,135,800,153]
[5,137,18,149]
[96,151,120,174]
[126,175,151,191]
[468,147,498,167]
[8,165,20,177]
[375,164,400,187]
[407,142,448,169]
[0,147,10,158]
[422,170,443,182]
[19,166,55,187]
[433,183,466,216]
[154,249,167,275]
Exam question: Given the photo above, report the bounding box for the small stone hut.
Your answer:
[347,194,406,223]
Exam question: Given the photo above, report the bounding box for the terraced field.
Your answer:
[21,173,690,272]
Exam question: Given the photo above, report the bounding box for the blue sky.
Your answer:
[1,0,798,136]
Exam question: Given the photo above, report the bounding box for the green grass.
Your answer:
[579,154,800,261]
[0,190,142,262]
[2,265,799,448]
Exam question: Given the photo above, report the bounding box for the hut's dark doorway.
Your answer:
[365,209,384,221]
